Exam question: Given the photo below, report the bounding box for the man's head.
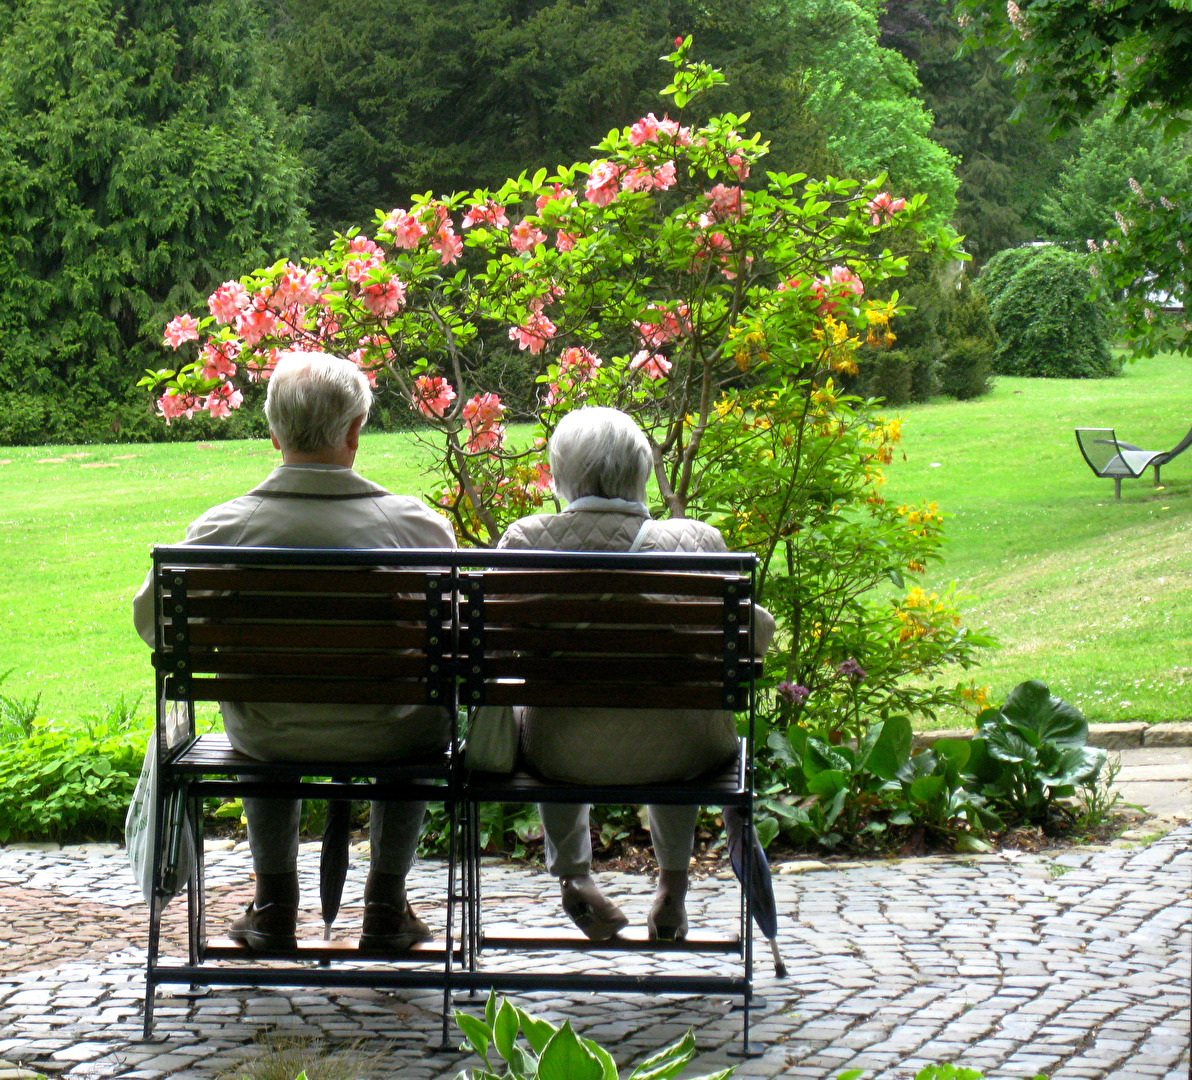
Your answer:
[264,352,372,463]
[549,406,652,504]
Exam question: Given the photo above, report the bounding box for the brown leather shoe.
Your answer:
[228,901,298,951]
[359,900,433,951]
[560,875,628,941]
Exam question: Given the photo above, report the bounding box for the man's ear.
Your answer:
[270,431,281,451]
[345,413,366,451]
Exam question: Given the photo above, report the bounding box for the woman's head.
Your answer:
[264,351,372,453]
[549,407,652,503]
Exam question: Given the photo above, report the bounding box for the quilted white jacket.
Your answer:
[497,497,774,784]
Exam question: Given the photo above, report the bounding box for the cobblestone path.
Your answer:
[1,829,1187,1080]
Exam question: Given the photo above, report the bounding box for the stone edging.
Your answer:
[914,721,1192,750]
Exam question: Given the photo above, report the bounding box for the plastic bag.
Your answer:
[125,737,195,906]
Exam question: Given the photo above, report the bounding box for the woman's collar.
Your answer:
[563,495,651,516]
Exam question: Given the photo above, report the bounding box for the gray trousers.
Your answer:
[541,803,698,877]
[243,794,426,879]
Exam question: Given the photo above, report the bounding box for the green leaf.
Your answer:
[454,1012,491,1062]
[1000,680,1088,747]
[955,832,994,853]
[864,716,912,779]
[625,1030,696,1080]
[538,1022,603,1080]
[581,1038,619,1080]
[517,1008,558,1054]
[493,997,519,1062]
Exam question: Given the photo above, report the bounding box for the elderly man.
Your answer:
[133,351,456,952]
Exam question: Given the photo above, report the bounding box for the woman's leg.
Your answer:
[645,804,698,940]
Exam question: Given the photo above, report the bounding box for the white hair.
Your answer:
[264,351,372,452]
[549,407,653,503]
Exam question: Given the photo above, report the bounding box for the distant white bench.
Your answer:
[1075,426,1192,498]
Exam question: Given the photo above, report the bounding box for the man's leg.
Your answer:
[645,804,698,940]
[229,790,300,950]
[540,802,627,941]
[359,800,434,950]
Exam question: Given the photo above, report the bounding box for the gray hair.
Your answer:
[549,407,653,503]
[264,351,372,452]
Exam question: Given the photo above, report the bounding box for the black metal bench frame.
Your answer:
[140,545,763,1052]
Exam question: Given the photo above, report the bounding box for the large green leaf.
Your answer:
[580,1038,618,1080]
[805,738,852,777]
[863,716,912,780]
[517,1008,558,1055]
[626,1030,696,1080]
[1000,680,1088,747]
[455,1012,491,1062]
[986,727,1038,766]
[806,768,847,798]
[493,997,519,1062]
[538,1023,604,1080]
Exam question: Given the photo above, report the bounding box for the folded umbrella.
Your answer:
[320,796,354,940]
[722,805,787,977]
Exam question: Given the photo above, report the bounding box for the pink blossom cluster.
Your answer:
[163,314,200,349]
[703,184,743,222]
[381,208,427,249]
[462,200,510,230]
[535,185,575,212]
[273,263,325,307]
[635,304,690,349]
[544,346,602,407]
[462,391,506,452]
[510,219,547,253]
[508,311,557,354]
[157,382,243,422]
[208,281,250,324]
[412,375,457,419]
[865,192,906,226]
[629,350,672,380]
[628,112,692,147]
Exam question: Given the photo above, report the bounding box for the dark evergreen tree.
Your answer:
[0,0,310,408]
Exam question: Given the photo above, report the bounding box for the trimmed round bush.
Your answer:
[979,246,1118,378]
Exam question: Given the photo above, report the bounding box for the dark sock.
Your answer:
[364,870,407,908]
[254,870,299,908]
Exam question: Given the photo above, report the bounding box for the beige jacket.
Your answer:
[497,497,774,784]
[132,463,456,763]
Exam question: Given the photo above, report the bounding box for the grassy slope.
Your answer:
[1,355,1189,726]
[881,352,1192,726]
[0,433,440,723]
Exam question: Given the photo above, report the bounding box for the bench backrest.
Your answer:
[459,567,758,712]
[1074,427,1124,476]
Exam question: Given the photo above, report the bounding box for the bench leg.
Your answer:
[1114,476,1122,499]
[1153,463,1162,486]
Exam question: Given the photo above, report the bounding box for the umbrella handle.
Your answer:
[769,937,787,979]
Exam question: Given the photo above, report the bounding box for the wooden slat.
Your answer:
[479,626,740,654]
[182,595,426,622]
[481,682,738,710]
[203,936,460,960]
[480,597,744,627]
[181,624,429,649]
[175,651,432,678]
[482,656,729,681]
[162,567,440,594]
[169,676,432,705]
[479,925,739,952]
[468,570,745,598]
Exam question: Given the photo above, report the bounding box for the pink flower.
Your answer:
[585,161,622,207]
[347,350,379,387]
[630,113,661,146]
[508,312,557,354]
[348,236,383,257]
[273,264,324,307]
[656,117,692,145]
[510,220,547,253]
[157,389,198,422]
[235,303,279,347]
[727,154,750,181]
[635,304,690,349]
[705,183,743,221]
[556,230,580,252]
[244,348,281,382]
[203,384,244,418]
[199,340,240,380]
[652,161,677,190]
[163,314,200,349]
[462,200,510,229]
[207,281,250,324]
[621,167,655,193]
[629,350,672,379]
[412,375,457,419]
[360,278,406,317]
[382,208,426,249]
[558,346,602,378]
[535,185,575,212]
[431,222,463,265]
[865,191,906,226]
[344,251,384,284]
[531,461,552,491]
[829,265,864,296]
[690,229,732,273]
[462,392,506,453]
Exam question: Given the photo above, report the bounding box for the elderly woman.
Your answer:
[498,406,774,941]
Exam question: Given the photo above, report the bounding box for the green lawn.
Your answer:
[881,351,1192,726]
[2,353,1189,727]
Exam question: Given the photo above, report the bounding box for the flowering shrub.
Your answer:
[146,43,991,841]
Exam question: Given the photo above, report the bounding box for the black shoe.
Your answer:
[228,901,298,951]
[359,901,433,951]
